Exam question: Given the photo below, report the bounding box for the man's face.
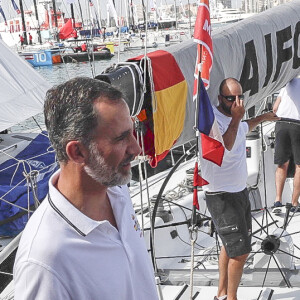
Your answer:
[84,100,141,187]
[218,81,243,116]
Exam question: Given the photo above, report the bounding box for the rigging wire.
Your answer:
[86,0,96,78]
[149,144,196,270]
[135,127,145,235]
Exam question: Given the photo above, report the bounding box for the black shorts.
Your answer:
[274,122,300,165]
[205,188,252,258]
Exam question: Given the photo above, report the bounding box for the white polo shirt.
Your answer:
[201,106,249,193]
[13,170,158,300]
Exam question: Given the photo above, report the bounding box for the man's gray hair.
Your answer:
[44,77,123,163]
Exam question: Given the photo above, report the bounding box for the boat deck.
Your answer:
[160,285,300,300]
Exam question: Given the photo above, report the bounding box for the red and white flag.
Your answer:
[192,0,224,210]
[193,0,213,100]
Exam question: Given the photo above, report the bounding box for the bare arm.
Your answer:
[244,112,280,132]
[272,96,282,114]
[222,98,245,151]
[222,118,241,151]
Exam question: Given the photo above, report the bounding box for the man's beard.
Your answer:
[220,101,232,115]
[84,142,132,187]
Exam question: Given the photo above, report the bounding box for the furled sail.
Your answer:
[140,1,300,152]
[169,0,300,147]
[100,1,300,165]
[209,0,300,108]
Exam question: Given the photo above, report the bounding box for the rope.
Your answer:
[0,144,57,213]
[58,48,74,80]
[139,120,158,273]
[140,56,158,113]
[135,126,145,235]
[0,164,54,213]
[0,271,12,276]
[0,195,34,213]
[189,231,197,300]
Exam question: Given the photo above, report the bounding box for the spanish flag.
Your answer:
[132,50,188,167]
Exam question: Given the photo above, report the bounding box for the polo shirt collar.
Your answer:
[48,170,122,237]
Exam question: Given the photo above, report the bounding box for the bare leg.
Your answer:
[217,246,229,298]
[275,161,289,203]
[292,165,300,206]
[227,253,249,300]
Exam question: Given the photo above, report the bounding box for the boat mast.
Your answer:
[96,0,102,27]
[93,0,101,31]
[245,0,248,13]
[187,0,192,38]
[174,0,177,30]
[124,0,130,30]
[70,2,75,28]
[130,0,135,31]
[153,0,158,32]
[141,0,146,28]
[77,0,84,26]
[32,0,42,44]
[51,0,59,41]
[19,0,28,45]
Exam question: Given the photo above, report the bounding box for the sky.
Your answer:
[0,0,200,22]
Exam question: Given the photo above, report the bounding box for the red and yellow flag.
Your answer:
[132,50,188,167]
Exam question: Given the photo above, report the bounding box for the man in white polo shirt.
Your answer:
[13,77,159,300]
[201,78,279,300]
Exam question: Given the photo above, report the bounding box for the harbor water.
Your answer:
[11,46,161,133]
[34,48,147,86]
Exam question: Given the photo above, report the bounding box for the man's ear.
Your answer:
[65,141,88,164]
[218,95,222,104]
